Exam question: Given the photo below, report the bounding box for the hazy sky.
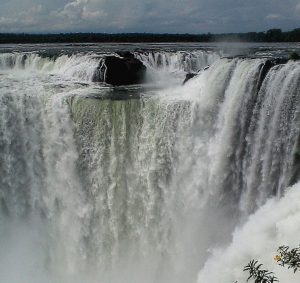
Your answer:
[0,0,300,33]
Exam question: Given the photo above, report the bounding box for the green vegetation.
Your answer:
[276,245,300,273]
[0,28,300,44]
[243,260,278,283]
[240,245,300,283]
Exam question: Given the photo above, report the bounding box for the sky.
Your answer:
[0,0,300,34]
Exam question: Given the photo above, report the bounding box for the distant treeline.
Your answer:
[0,28,300,43]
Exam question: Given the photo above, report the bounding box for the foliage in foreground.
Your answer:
[276,245,300,273]
[240,245,300,283]
[243,260,278,283]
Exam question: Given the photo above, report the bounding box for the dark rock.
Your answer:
[257,58,288,91]
[273,58,288,65]
[93,56,146,85]
[21,54,28,66]
[116,51,135,59]
[182,65,211,85]
[290,52,300,61]
[183,73,197,85]
[257,60,275,90]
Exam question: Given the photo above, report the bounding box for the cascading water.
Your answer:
[136,50,219,85]
[0,52,102,81]
[0,44,300,283]
[136,50,219,72]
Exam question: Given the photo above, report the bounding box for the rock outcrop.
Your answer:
[183,73,197,85]
[93,54,146,85]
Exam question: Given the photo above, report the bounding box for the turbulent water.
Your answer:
[0,43,300,283]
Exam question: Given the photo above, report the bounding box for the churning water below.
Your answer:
[0,43,300,283]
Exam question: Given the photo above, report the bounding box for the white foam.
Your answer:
[198,183,300,283]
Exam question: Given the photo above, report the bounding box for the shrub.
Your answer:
[241,245,300,283]
[275,245,300,273]
[243,260,278,283]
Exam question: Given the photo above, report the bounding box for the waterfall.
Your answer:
[0,52,101,81]
[197,182,300,283]
[0,50,219,85]
[0,47,300,283]
[135,50,219,72]
[135,50,220,84]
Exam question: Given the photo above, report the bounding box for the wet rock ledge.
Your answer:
[93,52,146,86]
